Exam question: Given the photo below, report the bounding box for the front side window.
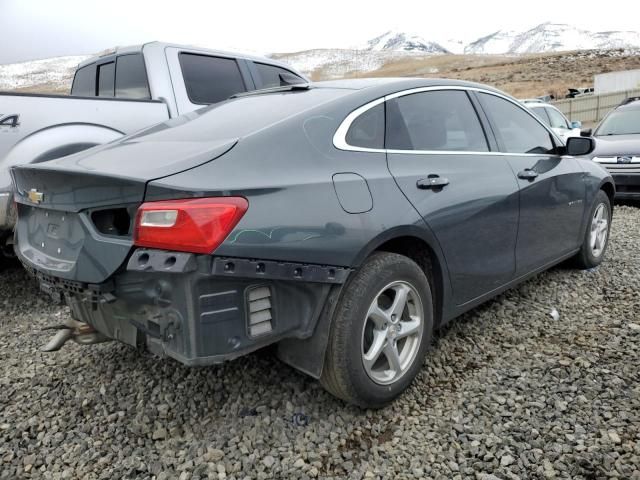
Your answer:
[345,103,385,149]
[71,64,96,96]
[254,63,305,88]
[479,93,555,154]
[179,53,247,104]
[97,62,115,97]
[386,90,489,151]
[115,54,150,99]
[546,107,569,129]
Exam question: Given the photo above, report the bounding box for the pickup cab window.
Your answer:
[71,65,96,96]
[98,62,115,97]
[179,53,247,104]
[115,54,150,99]
[254,62,305,88]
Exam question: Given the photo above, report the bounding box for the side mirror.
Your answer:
[566,136,595,156]
[571,121,582,129]
[580,128,592,137]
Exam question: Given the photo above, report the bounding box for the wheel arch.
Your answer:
[352,225,451,328]
[277,226,452,380]
[600,180,615,211]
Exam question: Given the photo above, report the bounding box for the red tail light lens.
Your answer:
[133,197,248,254]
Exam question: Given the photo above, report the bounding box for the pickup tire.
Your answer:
[321,252,433,408]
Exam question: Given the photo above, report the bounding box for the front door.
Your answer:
[476,92,586,276]
[385,89,520,306]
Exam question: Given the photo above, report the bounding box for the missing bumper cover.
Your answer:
[212,257,350,284]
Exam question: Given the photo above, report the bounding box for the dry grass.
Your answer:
[336,49,640,99]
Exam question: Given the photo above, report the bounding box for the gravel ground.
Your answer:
[1,206,639,480]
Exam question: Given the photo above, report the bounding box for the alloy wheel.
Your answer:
[361,281,424,385]
[590,203,609,258]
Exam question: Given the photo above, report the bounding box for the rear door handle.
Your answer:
[518,169,539,180]
[417,175,449,189]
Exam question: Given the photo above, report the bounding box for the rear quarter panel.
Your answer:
[146,100,428,268]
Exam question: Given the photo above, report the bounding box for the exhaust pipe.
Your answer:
[42,318,110,352]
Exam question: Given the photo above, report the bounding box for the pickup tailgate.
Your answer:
[12,136,237,284]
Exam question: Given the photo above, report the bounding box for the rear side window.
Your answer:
[546,107,569,129]
[345,103,385,149]
[386,90,488,151]
[179,53,247,104]
[71,64,96,96]
[254,62,305,88]
[98,62,115,97]
[479,93,555,154]
[531,107,551,127]
[115,54,150,99]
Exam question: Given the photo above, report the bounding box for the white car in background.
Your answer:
[522,100,582,144]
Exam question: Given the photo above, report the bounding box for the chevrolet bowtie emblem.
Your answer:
[27,189,44,204]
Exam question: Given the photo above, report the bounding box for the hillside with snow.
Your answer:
[365,31,450,54]
[0,55,88,93]
[466,23,640,54]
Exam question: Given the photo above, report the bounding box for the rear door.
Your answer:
[476,92,586,276]
[385,88,520,306]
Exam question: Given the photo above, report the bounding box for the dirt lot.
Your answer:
[0,205,639,479]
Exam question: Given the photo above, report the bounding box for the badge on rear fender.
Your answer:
[27,189,44,204]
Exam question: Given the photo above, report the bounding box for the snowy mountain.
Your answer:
[365,31,450,54]
[465,23,640,54]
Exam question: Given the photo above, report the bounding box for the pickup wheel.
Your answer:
[572,190,611,269]
[321,252,433,408]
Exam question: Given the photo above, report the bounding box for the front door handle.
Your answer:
[417,175,450,189]
[518,169,539,180]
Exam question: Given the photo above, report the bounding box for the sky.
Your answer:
[1,0,639,64]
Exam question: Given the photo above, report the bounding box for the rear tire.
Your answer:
[572,190,611,269]
[320,252,433,408]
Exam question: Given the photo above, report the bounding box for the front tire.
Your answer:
[321,252,433,408]
[572,190,611,269]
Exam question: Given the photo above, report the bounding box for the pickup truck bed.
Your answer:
[0,92,169,231]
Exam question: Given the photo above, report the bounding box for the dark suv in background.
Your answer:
[588,97,640,199]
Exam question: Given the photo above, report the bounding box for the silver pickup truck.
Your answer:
[0,41,306,256]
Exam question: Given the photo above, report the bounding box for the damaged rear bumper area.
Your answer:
[26,250,350,366]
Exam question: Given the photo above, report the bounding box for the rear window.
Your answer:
[345,103,385,149]
[115,54,150,99]
[254,62,305,88]
[71,65,96,96]
[179,53,247,104]
[98,62,115,97]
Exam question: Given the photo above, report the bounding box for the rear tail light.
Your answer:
[133,197,248,254]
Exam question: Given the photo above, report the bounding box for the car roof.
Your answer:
[311,77,508,95]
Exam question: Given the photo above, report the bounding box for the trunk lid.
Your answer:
[12,136,237,284]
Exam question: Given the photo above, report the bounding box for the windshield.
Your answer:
[596,109,640,136]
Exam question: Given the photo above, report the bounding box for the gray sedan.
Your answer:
[11,78,614,407]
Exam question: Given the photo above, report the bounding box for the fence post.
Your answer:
[569,99,573,119]
[595,95,601,122]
